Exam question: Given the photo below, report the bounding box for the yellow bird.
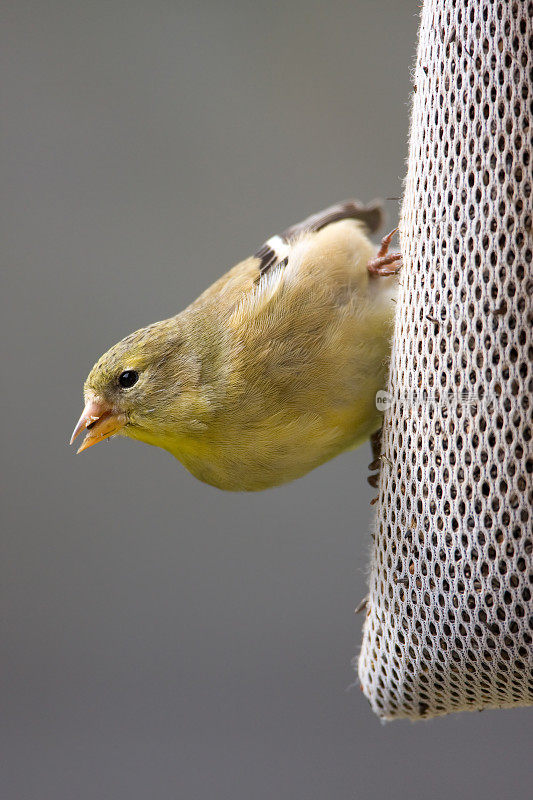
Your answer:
[70,201,401,491]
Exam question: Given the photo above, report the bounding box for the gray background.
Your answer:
[2,1,531,798]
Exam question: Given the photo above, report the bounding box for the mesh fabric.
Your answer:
[358,0,532,719]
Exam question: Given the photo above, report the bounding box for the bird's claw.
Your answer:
[367,227,402,276]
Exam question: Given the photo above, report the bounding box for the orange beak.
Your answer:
[69,396,127,454]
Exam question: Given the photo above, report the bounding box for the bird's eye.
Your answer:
[118,370,139,389]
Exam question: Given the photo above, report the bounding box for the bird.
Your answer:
[70,200,401,491]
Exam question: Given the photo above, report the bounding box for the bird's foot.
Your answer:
[367,227,402,276]
[367,428,383,492]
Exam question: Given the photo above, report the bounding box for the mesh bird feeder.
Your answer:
[358,0,532,719]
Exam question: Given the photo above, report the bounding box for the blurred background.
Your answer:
[2,1,531,798]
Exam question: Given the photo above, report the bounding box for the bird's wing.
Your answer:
[191,200,383,307]
[254,199,383,280]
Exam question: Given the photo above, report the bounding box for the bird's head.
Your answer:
[70,316,212,454]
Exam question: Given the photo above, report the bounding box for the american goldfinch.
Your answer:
[70,200,401,491]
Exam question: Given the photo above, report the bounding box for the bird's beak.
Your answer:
[69,396,127,454]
